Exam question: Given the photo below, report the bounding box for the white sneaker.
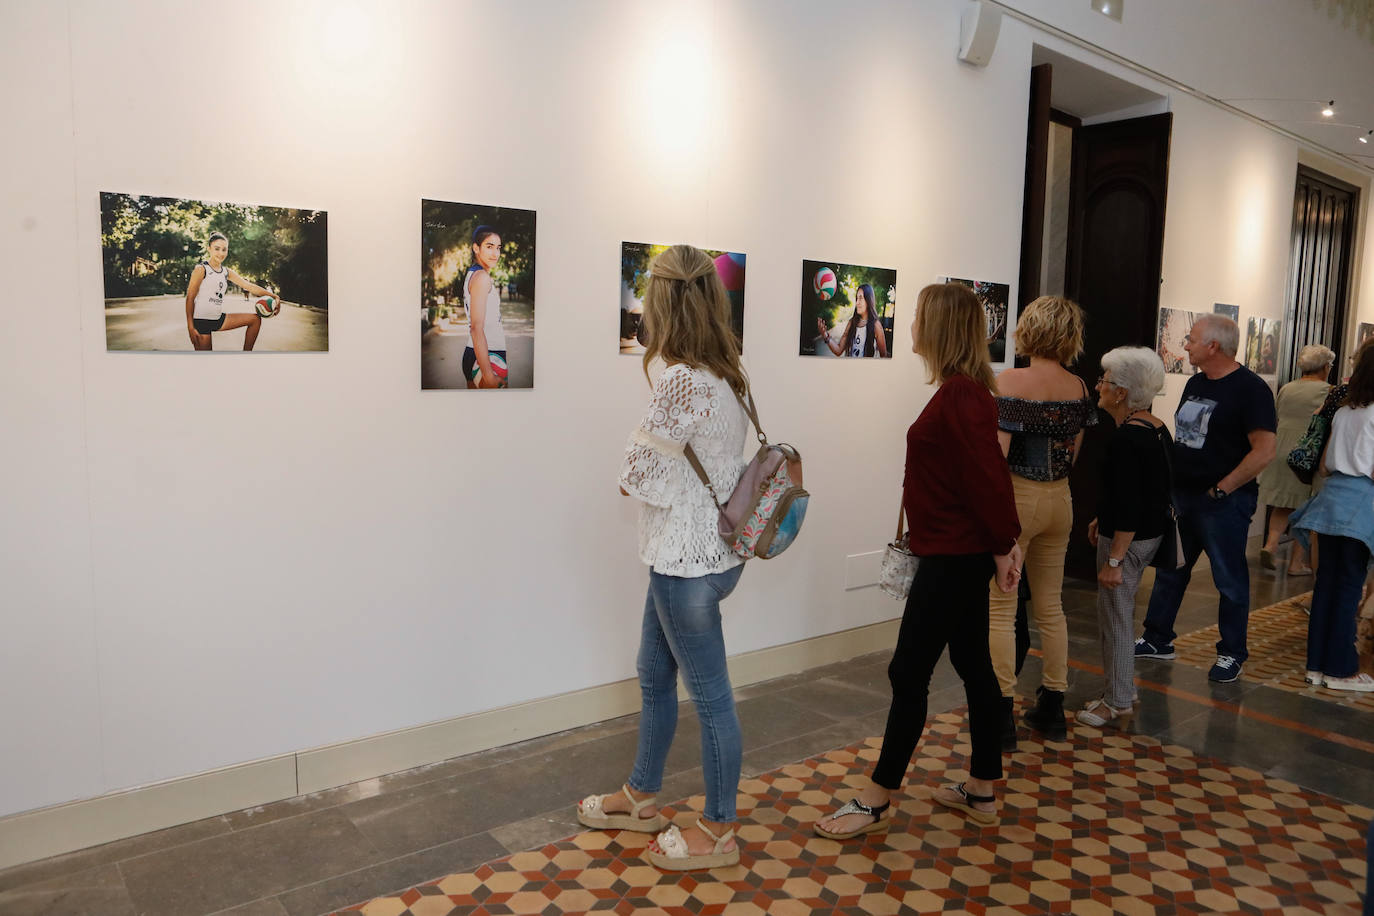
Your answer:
[1304,670,1324,686]
[1323,673,1374,692]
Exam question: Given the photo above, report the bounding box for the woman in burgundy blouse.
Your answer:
[815,283,1021,838]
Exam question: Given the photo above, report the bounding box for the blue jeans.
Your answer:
[1309,533,1369,677]
[629,565,744,823]
[1142,487,1257,662]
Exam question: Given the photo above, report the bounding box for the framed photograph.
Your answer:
[1357,322,1374,350]
[800,260,897,358]
[100,192,328,352]
[620,243,746,355]
[1213,303,1239,323]
[1157,306,1199,374]
[943,277,1010,362]
[421,199,536,390]
[1244,317,1280,377]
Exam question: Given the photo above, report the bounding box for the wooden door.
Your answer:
[1062,113,1173,579]
[1282,167,1358,383]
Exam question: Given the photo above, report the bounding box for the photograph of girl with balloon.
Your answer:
[620,242,747,355]
[421,199,537,390]
[800,260,896,358]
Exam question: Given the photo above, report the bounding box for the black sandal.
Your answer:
[813,798,892,839]
[933,782,997,826]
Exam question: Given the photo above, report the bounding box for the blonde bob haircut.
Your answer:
[913,283,996,391]
[641,244,748,398]
[1013,295,1085,364]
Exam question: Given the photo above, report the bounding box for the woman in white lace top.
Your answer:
[576,245,751,871]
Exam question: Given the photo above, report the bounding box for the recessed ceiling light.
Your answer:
[1091,0,1123,22]
[1322,100,1335,117]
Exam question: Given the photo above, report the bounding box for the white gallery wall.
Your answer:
[2,0,1371,844]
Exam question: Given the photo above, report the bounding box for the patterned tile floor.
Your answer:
[1173,592,1374,713]
[337,711,1371,916]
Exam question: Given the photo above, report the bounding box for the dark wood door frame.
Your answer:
[1283,166,1359,383]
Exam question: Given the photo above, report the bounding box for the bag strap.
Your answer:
[683,383,766,509]
[683,442,723,508]
[894,501,906,541]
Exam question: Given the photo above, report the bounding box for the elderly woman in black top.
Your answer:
[1078,347,1171,729]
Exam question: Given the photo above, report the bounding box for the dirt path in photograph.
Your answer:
[105,295,328,352]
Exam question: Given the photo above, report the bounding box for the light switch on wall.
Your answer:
[844,551,884,590]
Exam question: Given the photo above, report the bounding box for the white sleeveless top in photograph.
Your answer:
[849,325,867,357]
[619,364,749,577]
[463,268,505,351]
[193,262,228,320]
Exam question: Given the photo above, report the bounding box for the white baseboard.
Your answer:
[0,617,899,871]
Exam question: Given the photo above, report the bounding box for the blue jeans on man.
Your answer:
[1142,487,1257,666]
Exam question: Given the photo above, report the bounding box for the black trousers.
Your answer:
[872,552,1004,788]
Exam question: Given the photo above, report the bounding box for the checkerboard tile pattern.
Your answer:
[336,711,1370,915]
[1173,592,1374,712]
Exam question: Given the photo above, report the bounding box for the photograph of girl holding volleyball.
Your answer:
[100,192,329,352]
[185,232,279,351]
[799,259,896,358]
[421,199,537,390]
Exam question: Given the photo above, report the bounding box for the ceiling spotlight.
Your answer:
[1361,132,1371,144]
[1322,100,1335,117]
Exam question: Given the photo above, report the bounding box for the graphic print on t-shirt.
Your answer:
[1176,397,1218,449]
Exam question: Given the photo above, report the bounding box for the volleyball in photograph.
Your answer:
[421,199,537,390]
[800,260,896,358]
[620,242,746,355]
[942,276,1010,362]
[1156,306,1200,374]
[99,192,328,352]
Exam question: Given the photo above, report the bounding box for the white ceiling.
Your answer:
[1031,45,1165,121]
[998,0,1374,174]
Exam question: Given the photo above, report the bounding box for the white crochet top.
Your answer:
[619,364,749,577]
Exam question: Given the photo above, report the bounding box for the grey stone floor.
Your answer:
[1,539,1368,916]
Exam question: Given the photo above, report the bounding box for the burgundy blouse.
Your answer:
[904,374,1020,556]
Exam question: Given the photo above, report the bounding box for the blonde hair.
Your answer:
[641,245,747,397]
[1013,295,1084,364]
[913,283,996,390]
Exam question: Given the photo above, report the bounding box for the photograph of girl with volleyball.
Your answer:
[799,259,896,358]
[185,232,279,351]
[421,199,537,390]
[100,192,328,352]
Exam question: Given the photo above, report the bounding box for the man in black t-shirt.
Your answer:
[1137,315,1277,682]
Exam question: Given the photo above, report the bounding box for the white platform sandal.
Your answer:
[576,784,669,832]
[645,818,740,871]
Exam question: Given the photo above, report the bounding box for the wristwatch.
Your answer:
[1208,485,1228,500]
[1107,557,1123,569]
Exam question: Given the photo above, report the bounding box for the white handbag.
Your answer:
[879,504,918,600]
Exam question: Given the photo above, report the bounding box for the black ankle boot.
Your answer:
[999,696,1017,752]
[1022,686,1067,741]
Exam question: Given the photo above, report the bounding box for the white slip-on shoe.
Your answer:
[1323,673,1374,692]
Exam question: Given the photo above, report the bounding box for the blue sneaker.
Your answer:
[1133,637,1176,660]
[1208,655,1243,683]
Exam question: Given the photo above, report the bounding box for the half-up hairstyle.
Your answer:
[641,244,748,397]
[912,283,996,391]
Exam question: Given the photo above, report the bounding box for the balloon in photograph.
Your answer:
[714,252,746,292]
[813,267,837,300]
[253,295,278,317]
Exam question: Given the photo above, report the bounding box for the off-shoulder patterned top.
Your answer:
[996,380,1099,482]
